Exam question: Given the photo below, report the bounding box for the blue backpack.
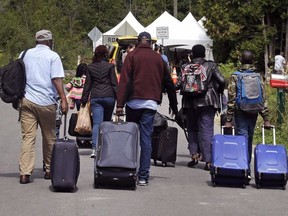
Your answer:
[234,70,264,114]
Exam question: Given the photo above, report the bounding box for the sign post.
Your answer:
[156,26,169,46]
[88,27,102,52]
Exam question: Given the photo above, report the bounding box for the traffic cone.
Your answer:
[171,67,178,84]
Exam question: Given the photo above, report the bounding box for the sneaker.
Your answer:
[138,179,148,186]
[245,175,251,185]
[187,159,198,168]
[204,162,211,171]
[90,148,96,158]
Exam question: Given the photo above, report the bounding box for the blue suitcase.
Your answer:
[211,127,249,188]
[254,125,288,190]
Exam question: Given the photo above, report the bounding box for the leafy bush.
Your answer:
[253,85,288,147]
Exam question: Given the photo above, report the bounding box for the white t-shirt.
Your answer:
[21,44,65,106]
[274,55,286,70]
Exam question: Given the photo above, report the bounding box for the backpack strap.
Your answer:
[20,49,28,59]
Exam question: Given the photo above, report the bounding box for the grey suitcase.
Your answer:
[94,120,139,190]
[50,115,80,192]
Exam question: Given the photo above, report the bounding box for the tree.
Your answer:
[198,0,288,73]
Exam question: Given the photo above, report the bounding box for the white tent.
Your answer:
[100,11,146,45]
[181,13,213,60]
[145,11,182,46]
[145,11,214,60]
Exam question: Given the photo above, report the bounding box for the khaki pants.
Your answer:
[19,98,56,175]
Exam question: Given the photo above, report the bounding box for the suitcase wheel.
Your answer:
[282,185,286,190]
[212,182,216,187]
[130,181,137,191]
[242,184,246,189]
[256,183,261,189]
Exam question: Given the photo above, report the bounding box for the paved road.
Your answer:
[0,93,288,216]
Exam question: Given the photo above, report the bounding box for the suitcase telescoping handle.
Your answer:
[63,114,68,139]
[221,126,235,135]
[262,125,276,145]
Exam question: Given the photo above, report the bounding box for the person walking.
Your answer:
[66,63,87,111]
[224,50,271,176]
[81,45,118,158]
[177,44,225,171]
[19,29,68,184]
[274,49,287,74]
[116,31,178,186]
[122,43,136,63]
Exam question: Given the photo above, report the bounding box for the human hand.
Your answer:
[61,99,68,114]
[224,121,233,128]
[263,120,272,129]
[116,107,124,116]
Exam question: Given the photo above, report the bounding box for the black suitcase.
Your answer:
[151,126,178,167]
[94,120,139,190]
[51,115,80,192]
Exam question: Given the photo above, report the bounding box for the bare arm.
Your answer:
[52,78,68,114]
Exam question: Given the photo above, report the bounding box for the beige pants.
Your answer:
[19,98,56,175]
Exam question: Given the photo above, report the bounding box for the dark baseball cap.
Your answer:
[138,31,151,41]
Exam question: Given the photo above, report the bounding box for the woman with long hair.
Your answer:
[81,45,118,158]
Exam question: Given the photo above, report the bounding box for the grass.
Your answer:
[253,85,288,146]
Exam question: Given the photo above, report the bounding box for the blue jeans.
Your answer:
[126,105,156,181]
[234,112,258,165]
[186,106,216,162]
[90,97,115,149]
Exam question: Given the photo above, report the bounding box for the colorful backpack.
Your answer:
[180,62,209,97]
[234,70,264,114]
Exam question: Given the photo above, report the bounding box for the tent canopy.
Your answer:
[101,11,145,45]
[145,11,213,60]
[104,11,145,35]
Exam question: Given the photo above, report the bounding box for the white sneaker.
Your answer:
[90,148,96,158]
[138,179,148,186]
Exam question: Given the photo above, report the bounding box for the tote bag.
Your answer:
[75,102,92,135]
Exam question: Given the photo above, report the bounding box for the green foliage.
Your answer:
[253,86,288,147]
[0,0,286,71]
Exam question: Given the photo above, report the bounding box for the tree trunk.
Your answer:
[263,15,269,80]
[173,0,177,19]
[285,8,288,61]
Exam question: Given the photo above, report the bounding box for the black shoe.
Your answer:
[204,163,211,171]
[20,175,30,184]
[187,159,198,168]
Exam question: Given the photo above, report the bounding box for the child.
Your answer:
[66,63,87,111]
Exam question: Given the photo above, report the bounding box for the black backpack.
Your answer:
[0,50,28,108]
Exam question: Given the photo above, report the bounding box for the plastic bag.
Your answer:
[75,102,92,135]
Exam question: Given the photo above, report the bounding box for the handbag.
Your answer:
[75,102,92,135]
[68,113,92,137]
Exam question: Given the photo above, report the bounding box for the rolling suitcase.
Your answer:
[51,115,80,192]
[211,127,249,188]
[94,119,139,190]
[254,125,288,190]
[151,126,178,167]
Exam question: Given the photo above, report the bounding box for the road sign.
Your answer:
[156,26,169,39]
[102,35,121,45]
[88,27,102,41]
